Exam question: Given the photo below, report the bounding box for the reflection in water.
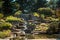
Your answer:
[26,34,60,39]
[12,34,60,40]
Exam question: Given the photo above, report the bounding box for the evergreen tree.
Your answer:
[56,0,60,8]
[2,0,12,16]
[16,0,47,13]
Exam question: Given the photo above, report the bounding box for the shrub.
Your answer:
[14,10,22,16]
[44,17,59,22]
[0,19,5,22]
[0,22,12,30]
[38,8,53,16]
[56,9,60,17]
[0,13,4,19]
[47,22,59,34]
[33,12,40,17]
[5,16,24,22]
[35,23,49,31]
[0,30,11,38]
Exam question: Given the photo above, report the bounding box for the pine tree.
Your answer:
[56,0,60,8]
[16,0,47,13]
[2,0,12,16]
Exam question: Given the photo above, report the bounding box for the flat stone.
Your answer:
[0,39,9,40]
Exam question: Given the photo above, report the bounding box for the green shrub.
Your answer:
[0,22,12,30]
[38,8,53,16]
[33,12,40,17]
[0,13,4,19]
[5,16,24,22]
[14,10,22,16]
[47,22,59,34]
[0,30,11,38]
[35,23,49,31]
[0,19,5,22]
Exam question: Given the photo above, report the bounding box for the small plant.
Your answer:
[33,12,40,17]
[0,13,4,19]
[0,30,11,38]
[0,22,12,30]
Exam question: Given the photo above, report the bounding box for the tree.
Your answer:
[2,0,12,16]
[48,0,57,10]
[0,0,4,13]
[16,0,47,13]
[56,0,60,8]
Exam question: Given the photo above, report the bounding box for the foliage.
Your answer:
[44,17,59,22]
[56,9,60,17]
[27,22,36,31]
[16,0,47,13]
[28,22,35,26]
[41,14,45,19]
[0,30,11,38]
[6,16,24,22]
[38,8,53,16]
[56,0,60,8]
[0,13,4,18]
[0,19,5,22]
[14,10,22,16]
[47,21,59,34]
[35,23,49,31]
[0,1,3,8]
[0,22,12,30]
[2,0,12,16]
[33,12,40,17]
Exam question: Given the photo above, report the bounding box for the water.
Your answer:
[25,34,60,39]
[14,34,60,40]
[6,34,60,40]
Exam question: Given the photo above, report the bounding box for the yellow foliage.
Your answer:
[0,30,11,38]
[14,10,22,16]
[33,12,40,17]
[6,16,24,22]
[0,19,5,22]
[0,22,12,30]
[3,30,11,37]
[41,14,45,19]
[38,8,51,11]
[35,23,49,31]
[44,17,59,21]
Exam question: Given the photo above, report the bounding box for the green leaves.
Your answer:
[38,8,53,16]
[0,22,12,30]
[0,13,4,19]
[0,30,11,38]
[6,16,24,22]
